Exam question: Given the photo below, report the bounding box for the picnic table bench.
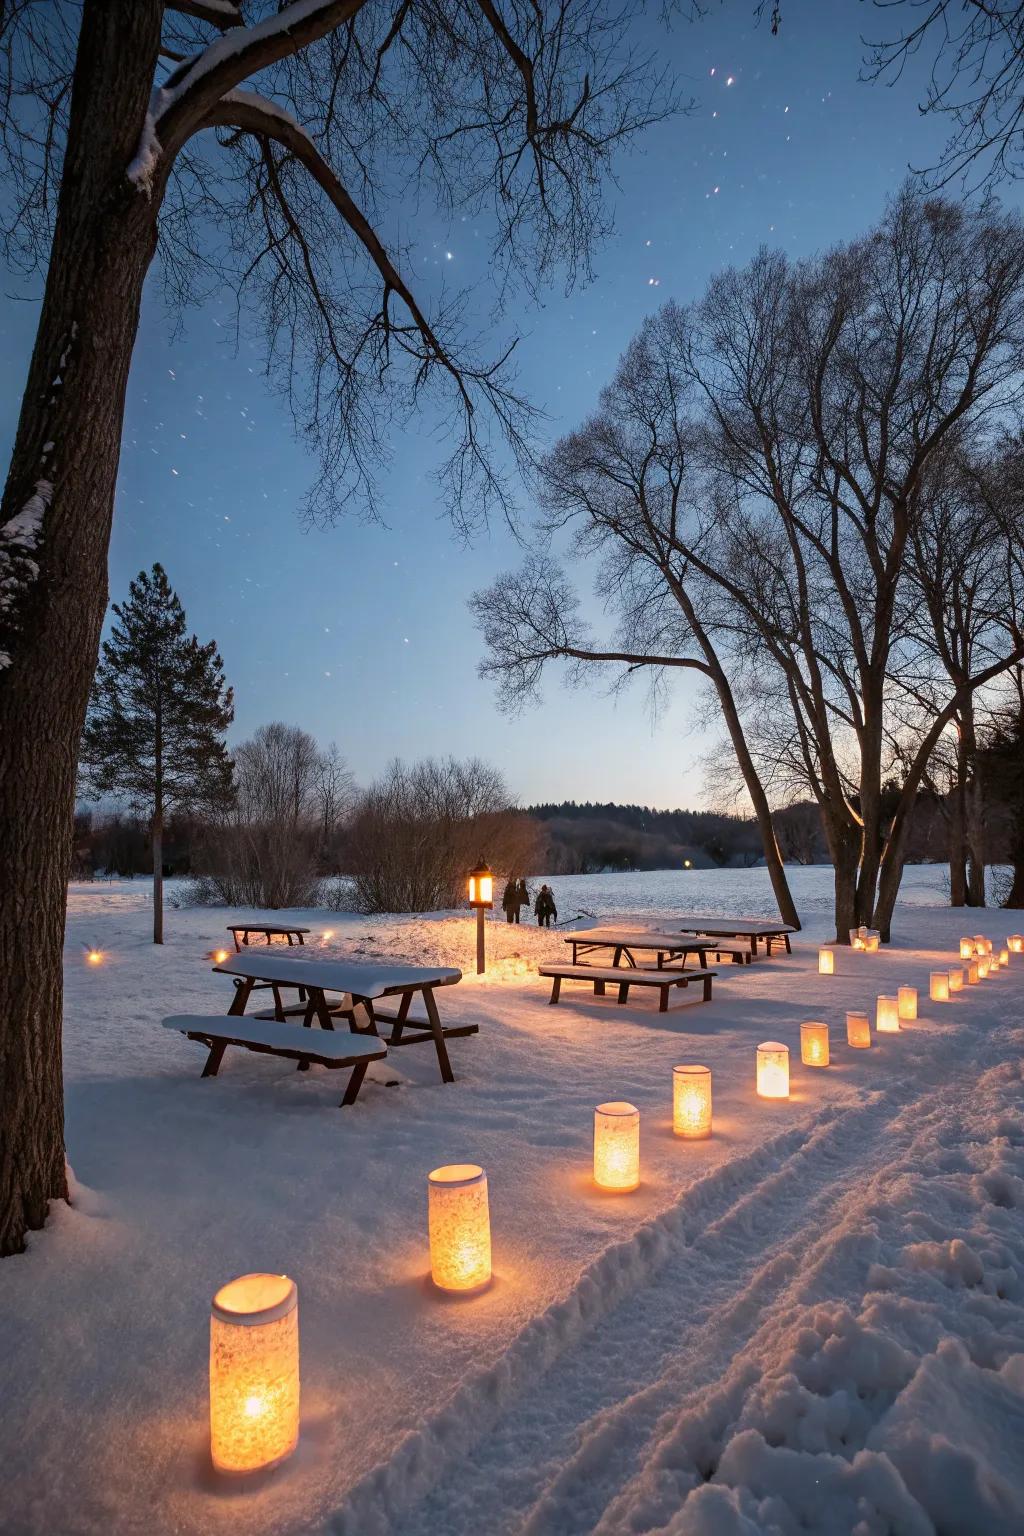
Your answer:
[674,917,796,958]
[213,951,469,1085]
[563,929,713,969]
[539,962,716,1012]
[162,1014,388,1107]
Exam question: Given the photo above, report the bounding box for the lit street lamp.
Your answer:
[468,859,493,975]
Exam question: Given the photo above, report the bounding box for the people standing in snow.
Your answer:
[517,877,530,913]
[534,884,557,927]
[502,877,523,924]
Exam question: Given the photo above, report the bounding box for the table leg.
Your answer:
[341,1062,369,1107]
[388,990,413,1045]
[228,977,255,1017]
[202,1040,228,1077]
[422,986,455,1083]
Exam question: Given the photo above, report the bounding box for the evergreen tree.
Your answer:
[79,565,234,942]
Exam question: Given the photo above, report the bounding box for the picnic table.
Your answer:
[213,951,469,1084]
[228,923,310,950]
[562,928,713,969]
[673,916,796,958]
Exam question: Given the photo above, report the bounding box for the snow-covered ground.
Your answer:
[2,867,1023,1535]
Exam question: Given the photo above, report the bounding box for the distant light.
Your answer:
[726,76,734,86]
[87,949,103,966]
[213,949,230,965]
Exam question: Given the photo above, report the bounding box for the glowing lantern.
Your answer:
[593,1102,640,1190]
[949,967,964,992]
[213,948,230,965]
[1010,935,1024,954]
[467,861,494,908]
[966,960,980,985]
[959,938,974,960]
[209,1273,299,1475]
[427,1164,491,1292]
[321,929,335,946]
[800,1020,830,1067]
[929,971,950,1002]
[974,934,990,955]
[672,1065,712,1139]
[818,948,834,975]
[756,1041,790,1099]
[897,986,918,1021]
[86,948,103,966]
[876,995,900,1033]
[849,929,866,952]
[978,957,991,979]
[999,948,1009,968]
[865,932,881,954]
[846,1010,871,1048]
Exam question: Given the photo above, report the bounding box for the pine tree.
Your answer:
[79,564,234,943]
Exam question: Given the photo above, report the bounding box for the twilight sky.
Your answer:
[4,1,1021,810]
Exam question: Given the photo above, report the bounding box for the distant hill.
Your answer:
[527,800,769,873]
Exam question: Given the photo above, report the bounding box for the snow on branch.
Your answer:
[128,0,362,194]
[0,473,53,669]
[164,0,243,29]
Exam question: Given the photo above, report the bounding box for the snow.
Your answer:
[126,89,169,196]
[2,477,52,543]
[0,477,53,668]
[1,866,1022,1535]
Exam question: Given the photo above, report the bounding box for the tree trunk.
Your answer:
[675,587,801,930]
[948,756,967,908]
[0,1,163,1255]
[962,708,986,907]
[151,813,164,946]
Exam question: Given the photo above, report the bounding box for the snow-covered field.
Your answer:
[2,867,1023,1536]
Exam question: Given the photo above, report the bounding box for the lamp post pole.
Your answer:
[476,906,486,976]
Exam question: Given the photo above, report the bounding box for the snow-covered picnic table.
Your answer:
[212,950,469,1084]
[562,928,715,969]
[227,921,310,949]
[674,915,796,957]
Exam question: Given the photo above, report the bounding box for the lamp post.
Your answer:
[468,859,493,975]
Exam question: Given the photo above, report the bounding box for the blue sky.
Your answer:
[4,0,1020,809]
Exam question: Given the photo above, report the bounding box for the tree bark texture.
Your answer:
[0,2,163,1254]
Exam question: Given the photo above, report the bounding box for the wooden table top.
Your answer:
[214,951,462,997]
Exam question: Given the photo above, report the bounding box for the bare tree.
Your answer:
[346,756,541,911]
[863,1,1024,190]
[477,190,1024,943]
[901,437,1024,906]
[202,722,350,906]
[314,741,357,869]
[0,0,676,1253]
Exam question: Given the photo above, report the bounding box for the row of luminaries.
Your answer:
[206,930,1017,1478]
